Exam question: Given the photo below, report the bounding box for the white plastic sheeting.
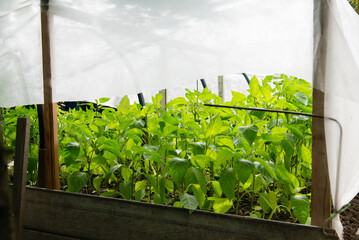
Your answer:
[0,0,42,107]
[1,0,359,238]
[321,0,359,237]
[0,0,314,106]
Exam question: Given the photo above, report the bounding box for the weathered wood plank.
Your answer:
[311,0,331,227]
[23,187,337,240]
[13,118,31,239]
[23,229,80,240]
[40,0,60,190]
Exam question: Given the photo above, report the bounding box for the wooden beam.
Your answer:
[311,0,331,227]
[40,0,60,190]
[13,118,31,240]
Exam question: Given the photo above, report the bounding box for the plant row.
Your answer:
[2,74,313,224]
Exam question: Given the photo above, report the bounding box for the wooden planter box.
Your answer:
[23,187,338,240]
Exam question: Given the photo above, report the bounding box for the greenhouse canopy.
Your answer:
[1,0,359,238]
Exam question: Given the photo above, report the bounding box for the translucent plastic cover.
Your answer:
[47,0,313,102]
[319,0,359,237]
[0,0,42,107]
[1,1,359,238]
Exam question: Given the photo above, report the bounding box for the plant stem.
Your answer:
[236,180,241,215]
[251,174,255,212]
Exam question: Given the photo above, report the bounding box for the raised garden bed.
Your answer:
[23,187,337,240]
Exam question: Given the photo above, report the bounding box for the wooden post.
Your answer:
[13,118,31,239]
[39,0,60,189]
[159,89,167,110]
[0,108,3,148]
[218,76,224,100]
[0,137,15,240]
[311,0,331,227]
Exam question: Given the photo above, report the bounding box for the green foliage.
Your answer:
[2,74,313,224]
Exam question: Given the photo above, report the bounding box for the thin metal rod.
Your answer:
[205,102,344,212]
[204,104,323,118]
[242,73,250,85]
[200,79,207,89]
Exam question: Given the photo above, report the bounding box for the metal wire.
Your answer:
[204,103,344,224]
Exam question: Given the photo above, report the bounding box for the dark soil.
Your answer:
[341,193,359,240]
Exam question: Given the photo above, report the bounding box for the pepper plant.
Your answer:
[2,74,313,224]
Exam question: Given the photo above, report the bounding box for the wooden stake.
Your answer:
[159,89,167,110]
[40,0,60,190]
[311,0,331,227]
[13,118,31,239]
[218,76,224,100]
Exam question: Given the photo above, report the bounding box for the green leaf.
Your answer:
[99,190,119,197]
[192,184,205,209]
[275,165,299,190]
[208,197,233,213]
[189,142,206,155]
[283,123,304,139]
[94,119,108,127]
[216,137,234,151]
[219,168,237,199]
[103,164,121,185]
[249,76,261,98]
[152,93,163,105]
[301,145,312,164]
[291,194,310,224]
[192,154,210,169]
[231,91,246,105]
[212,181,222,196]
[118,95,131,114]
[145,174,159,194]
[185,167,207,193]
[261,82,272,101]
[169,158,189,186]
[238,125,258,145]
[99,97,110,104]
[120,181,133,200]
[293,92,308,106]
[158,109,179,126]
[64,142,80,167]
[216,149,234,166]
[121,166,133,182]
[93,176,102,190]
[180,193,198,210]
[258,191,277,213]
[234,159,254,184]
[254,158,276,181]
[135,189,146,201]
[205,114,223,138]
[101,139,125,160]
[67,172,89,192]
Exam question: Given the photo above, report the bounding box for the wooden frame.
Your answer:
[22,187,337,240]
[31,0,332,231]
